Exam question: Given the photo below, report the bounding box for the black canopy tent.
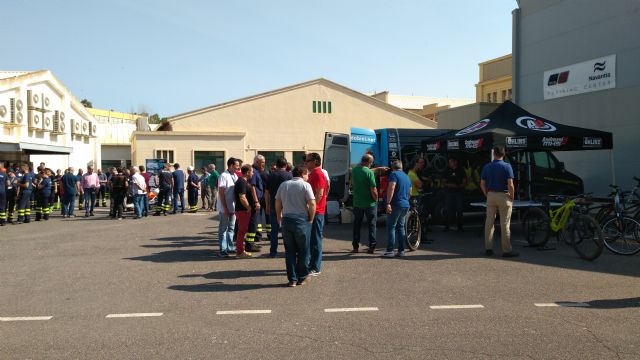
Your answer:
[423,101,615,199]
[424,101,613,153]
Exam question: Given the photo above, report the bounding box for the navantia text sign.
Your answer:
[543,54,616,100]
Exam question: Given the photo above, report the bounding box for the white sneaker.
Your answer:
[396,251,406,257]
[382,251,395,258]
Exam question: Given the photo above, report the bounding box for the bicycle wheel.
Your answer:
[568,214,604,261]
[601,216,640,255]
[522,207,550,247]
[405,210,421,251]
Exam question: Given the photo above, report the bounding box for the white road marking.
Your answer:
[324,307,379,313]
[429,305,485,309]
[105,313,164,318]
[534,302,590,308]
[216,310,272,315]
[0,316,53,321]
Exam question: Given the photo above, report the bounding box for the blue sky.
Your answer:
[2,0,516,117]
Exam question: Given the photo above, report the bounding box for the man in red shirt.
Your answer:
[305,152,327,276]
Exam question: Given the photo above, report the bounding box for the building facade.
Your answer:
[0,70,100,171]
[131,79,437,171]
[513,0,640,191]
[86,107,146,170]
[369,92,473,121]
[476,54,513,103]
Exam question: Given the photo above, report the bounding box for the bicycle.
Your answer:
[592,177,640,224]
[405,193,431,251]
[600,184,640,255]
[522,194,604,261]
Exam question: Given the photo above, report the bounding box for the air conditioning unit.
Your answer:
[52,111,66,134]
[71,118,81,135]
[0,104,7,123]
[43,96,50,108]
[43,114,53,132]
[27,90,40,109]
[89,122,97,137]
[81,119,90,136]
[28,109,43,130]
[9,98,24,126]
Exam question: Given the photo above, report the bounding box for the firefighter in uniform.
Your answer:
[186,166,200,213]
[154,163,173,216]
[6,170,19,224]
[17,164,35,224]
[0,165,8,226]
[36,169,53,221]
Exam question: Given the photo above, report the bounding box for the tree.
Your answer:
[148,113,162,124]
[81,99,93,108]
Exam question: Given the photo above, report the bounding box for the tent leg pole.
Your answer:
[610,150,616,186]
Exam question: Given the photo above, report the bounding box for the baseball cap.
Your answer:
[187,166,194,171]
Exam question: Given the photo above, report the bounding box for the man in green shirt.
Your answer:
[208,164,220,211]
[351,154,378,253]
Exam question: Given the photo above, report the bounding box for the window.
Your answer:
[292,151,307,166]
[532,151,550,169]
[259,151,285,173]
[501,90,507,102]
[492,92,497,103]
[312,100,332,113]
[155,150,174,163]
[487,93,492,103]
[508,89,513,100]
[194,151,224,175]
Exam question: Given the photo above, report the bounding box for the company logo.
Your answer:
[464,138,484,150]
[593,61,606,72]
[583,137,603,148]
[516,116,557,132]
[350,135,376,144]
[455,119,490,136]
[426,142,441,151]
[548,71,570,86]
[447,139,460,150]
[542,136,568,147]
[506,136,527,148]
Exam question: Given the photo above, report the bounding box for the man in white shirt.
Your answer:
[217,157,240,257]
[276,166,316,287]
[130,167,147,219]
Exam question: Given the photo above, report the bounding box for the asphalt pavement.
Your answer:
[1,207,639,359]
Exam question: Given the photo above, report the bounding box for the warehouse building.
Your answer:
[0,70,100,171]
[131,78,438,170]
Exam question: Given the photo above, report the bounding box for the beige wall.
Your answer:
[436,102,500,130]
[476,55,513,103]
[132,81,436,166]
[131,131,245,167]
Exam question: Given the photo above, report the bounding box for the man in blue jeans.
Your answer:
[305,152,327,276]
[217,157,240,257]
[384,160,412,258]
[61,166,80,218]
[265,157,292,258]
[171,163,185,214]
[275,166,316,287]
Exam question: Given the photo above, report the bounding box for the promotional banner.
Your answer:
[145,159,165,175]
[543,54,616,100]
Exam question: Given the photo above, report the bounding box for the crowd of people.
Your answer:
[0,145,517,287]
[0,161,221,224]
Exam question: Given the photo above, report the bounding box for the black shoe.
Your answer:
[366,248,375,254]
[84,213,89,218]
[287,281,297,287]
[153,213,161,216]
[181,210,185,214]
[245,242,262,252]
[351,248,359,253]
[485,249,494,256]
[169,211,177,215]
[296,277,309,286]
[502,252,519,258]
[90,212,95,217]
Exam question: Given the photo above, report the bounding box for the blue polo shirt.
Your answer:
[481,160,514,192]
[62,173,79,195]
[172,170,185,191]
[388,170,411,208]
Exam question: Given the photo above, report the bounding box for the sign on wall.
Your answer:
[543,54,616,100]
